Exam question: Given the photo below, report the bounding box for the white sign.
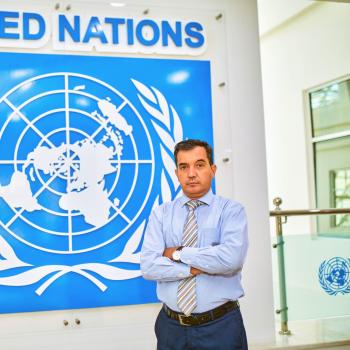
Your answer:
[0,10,207,55]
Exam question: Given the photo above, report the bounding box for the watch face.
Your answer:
[173,250,181,261]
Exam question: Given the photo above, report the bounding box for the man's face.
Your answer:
[175,146,216,199]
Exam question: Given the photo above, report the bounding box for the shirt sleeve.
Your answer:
[140,206,191,282]
[179,204,248,275]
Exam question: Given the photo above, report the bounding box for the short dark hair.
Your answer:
[174,139,214,166]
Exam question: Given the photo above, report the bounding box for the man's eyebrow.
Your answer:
[178,159,207,166]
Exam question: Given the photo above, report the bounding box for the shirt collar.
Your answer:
[180,189,214,207]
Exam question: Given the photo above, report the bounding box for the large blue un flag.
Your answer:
[0,52,213,313]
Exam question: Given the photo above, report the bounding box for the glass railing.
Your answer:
[270,198,350,335]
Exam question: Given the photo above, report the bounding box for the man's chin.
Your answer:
[186,185,200,192]
[183,187,205,199]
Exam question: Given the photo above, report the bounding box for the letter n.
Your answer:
[59,15,80,42]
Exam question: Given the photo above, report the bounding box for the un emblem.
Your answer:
[318,257,350,296]
[0,72,182,294]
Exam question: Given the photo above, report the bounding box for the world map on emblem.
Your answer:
[0,73,155,254]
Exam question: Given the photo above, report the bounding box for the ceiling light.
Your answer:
[110,2,126,7]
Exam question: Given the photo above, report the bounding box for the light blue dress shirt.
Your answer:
[141,189,248,313]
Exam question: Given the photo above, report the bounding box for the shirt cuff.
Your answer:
[180,247,198,266]
[175,261,192,278]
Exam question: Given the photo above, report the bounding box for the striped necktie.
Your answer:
[177,200,203,316]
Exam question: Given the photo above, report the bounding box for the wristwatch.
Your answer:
[172,246,183,262]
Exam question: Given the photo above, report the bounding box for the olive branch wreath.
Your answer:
[318,258,350,296]
[0,79,183,295]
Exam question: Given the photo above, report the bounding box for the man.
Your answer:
[141,139,248,350]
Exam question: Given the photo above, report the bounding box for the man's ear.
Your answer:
[175,168,179,180]
[211,164,217,176]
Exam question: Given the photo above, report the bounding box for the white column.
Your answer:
[224,0,275,344]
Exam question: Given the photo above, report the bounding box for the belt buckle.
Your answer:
[178,314,192,326]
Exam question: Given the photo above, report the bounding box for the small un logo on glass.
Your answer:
[318,257,350,296]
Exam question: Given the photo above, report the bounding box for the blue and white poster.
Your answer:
[0,52,213,313]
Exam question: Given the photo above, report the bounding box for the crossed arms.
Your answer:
[140,203,248,282]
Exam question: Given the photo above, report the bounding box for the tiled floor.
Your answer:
[251,316,350,350]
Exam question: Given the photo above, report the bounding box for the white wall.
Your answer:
[0,0,275,348]
[257,0,312,35]
[260,2,350,235]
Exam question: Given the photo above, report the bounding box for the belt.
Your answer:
[163,300,239,326]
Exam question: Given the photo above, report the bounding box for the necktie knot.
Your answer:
[186,200,203,211]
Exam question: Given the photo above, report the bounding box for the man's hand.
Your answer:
[163,248,204,275]
[163,247,178,259]
[190,267,203,275]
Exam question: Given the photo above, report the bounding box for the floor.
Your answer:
[250,316,350,350]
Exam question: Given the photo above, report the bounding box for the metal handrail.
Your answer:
[270,208,350,217]
[269,197,350,336]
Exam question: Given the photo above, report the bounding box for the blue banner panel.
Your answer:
[0,52,213,313]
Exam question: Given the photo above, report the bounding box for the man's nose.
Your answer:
[187,166,197,177]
